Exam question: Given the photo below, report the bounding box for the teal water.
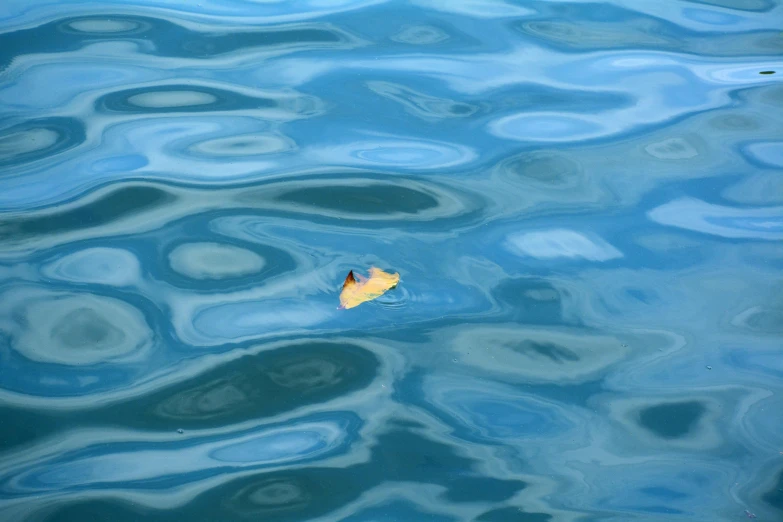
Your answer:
[1,1,782,521]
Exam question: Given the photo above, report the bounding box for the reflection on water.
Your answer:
[0,118,86,168]
[1,0,782,521]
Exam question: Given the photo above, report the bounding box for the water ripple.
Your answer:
[0,285,154,366]
[5,413,357,493]
[0,117,85,168]
[648,197,783,240]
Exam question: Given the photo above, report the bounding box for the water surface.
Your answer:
[1,0,782,520]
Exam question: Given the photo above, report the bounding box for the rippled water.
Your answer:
[1,1,782,520]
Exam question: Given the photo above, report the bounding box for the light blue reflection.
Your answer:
[648,198,783,240]
[9,415,354,492]
[423,376,575,442]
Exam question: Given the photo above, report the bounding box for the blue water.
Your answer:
[1,0,782,520]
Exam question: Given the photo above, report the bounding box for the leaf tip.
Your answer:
[343,270,356,288]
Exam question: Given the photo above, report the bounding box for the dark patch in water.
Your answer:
[0,14,352,70]
[476,507,552,522]
[235,174,486,229]
[50,308,126,349]
[145,342,378,428]
[276,184,439,215]
[35,499,150,522]
[492,278,566,324]
[511,340,580,363]
[0,185,175,241]
[441,476,527,503]
[762,468,783,511]
[638,401,705,439]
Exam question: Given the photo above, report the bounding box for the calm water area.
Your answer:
[0,1,782,521]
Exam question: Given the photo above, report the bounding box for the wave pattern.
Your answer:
[1,0,782,520]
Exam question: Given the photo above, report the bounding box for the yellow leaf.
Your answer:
[339,267,400,310]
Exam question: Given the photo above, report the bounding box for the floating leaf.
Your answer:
[339,267,400,309]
